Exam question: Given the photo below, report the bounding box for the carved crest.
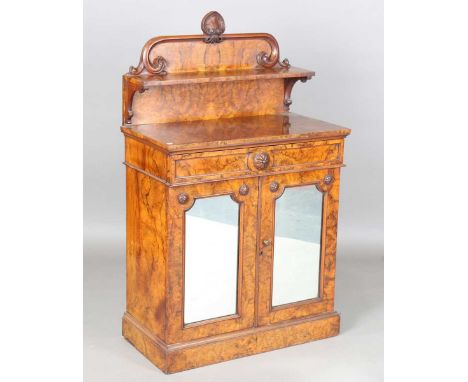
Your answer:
[201,11,225,43]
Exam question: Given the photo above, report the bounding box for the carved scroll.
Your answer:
[127,11,292,76]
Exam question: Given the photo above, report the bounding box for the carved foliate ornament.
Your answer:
[253,152,270,170]
[201,11,225,43]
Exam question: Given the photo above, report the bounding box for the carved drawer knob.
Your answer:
[270,181,279,192]
[177,192,189,204]
[239,184,249,195]
[323,174,333,184]
[253,152,270,170]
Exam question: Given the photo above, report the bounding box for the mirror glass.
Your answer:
[272,184,323,307]
[184,195,239,324]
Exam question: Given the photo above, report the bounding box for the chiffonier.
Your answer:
[121,11,351,373]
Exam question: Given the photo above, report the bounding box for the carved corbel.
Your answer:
[283,76,311,111]
[122,77,147,125]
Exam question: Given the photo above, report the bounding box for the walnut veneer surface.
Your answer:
[126,66,314,87]
[122,113,350,152]
[121,11,351,374]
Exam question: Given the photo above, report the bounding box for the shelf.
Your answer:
[125,66,314,87]
[121,113,350,153]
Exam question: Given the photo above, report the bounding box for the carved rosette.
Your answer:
[201,11,225,43]
[239,184,249,195]
[323,174,334,185]
[270,181,279,192]
[177,193,189,204]
[253,152,270,170]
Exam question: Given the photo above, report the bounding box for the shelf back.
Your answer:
[123,11,307,125]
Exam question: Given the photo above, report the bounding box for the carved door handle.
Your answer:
[260,239,271,256]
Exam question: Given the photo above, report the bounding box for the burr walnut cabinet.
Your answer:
[121,11,351,373]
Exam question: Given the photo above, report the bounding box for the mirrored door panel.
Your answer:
[272,185,323,307]
[167,178,257,343]
[184,195,240,324]
[257,171,338,326]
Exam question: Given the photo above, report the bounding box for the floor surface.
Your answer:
[84,239,383,381]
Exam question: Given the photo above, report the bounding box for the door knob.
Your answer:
[263,239,271,246]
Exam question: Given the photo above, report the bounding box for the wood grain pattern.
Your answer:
[124,137,344,186]
[130,79,284,124]
[122,10,351,373]
[123,311,340,374]
[125,136,169,182]
[270,142,341,168]
[126,167,167,340]
[130,21,291,75]
[171,140,343,184]
[122,69,313,124]
[125,66,313,87]
[122,68,313,124]
[121,113,350,153]
[122,10,313,124]
[148,38,273,73]
[174,151,248,179]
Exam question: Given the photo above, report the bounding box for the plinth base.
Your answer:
[122,311,340,374]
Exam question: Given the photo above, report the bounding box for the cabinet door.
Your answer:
[257,169,340,325]
[166,178,258,343]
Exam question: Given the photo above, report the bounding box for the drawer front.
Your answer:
[269,141,342,171]
[175,151,248,178]
[171,140,343,184]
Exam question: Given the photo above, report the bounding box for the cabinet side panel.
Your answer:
[125,137,168,182]
[126,167,167,340]
[131,79,284,124]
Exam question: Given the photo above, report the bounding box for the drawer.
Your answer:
[171,139,343,184]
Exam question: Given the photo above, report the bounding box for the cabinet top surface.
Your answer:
[121,113,351,153]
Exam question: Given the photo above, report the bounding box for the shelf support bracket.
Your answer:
[283,76,311,111]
